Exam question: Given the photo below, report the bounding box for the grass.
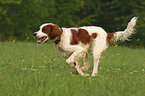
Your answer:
[0,41,144,96]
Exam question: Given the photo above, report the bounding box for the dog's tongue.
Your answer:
[38,37,46,43]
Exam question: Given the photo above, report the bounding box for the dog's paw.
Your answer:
[91,73,98,77]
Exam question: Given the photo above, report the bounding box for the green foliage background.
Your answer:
[0,0,145,46]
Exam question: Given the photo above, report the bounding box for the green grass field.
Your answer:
[0,41,144,96]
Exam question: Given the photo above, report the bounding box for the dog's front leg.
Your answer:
[81,53,90,71]
[66,50,90,76]
[74,62,90,76]
[74,62,84,76]
[66,49,83,66]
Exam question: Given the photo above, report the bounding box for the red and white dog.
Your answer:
[33,17,137,76]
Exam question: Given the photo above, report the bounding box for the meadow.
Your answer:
[0,40,144,96]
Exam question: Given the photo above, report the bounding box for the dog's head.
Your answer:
[33,23,62,44]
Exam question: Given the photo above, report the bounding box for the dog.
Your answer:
[33,17,138,76]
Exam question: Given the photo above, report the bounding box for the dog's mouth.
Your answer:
[37,36,48,44]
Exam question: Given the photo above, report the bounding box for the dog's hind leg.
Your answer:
[91,53,101,76]
[91,35,108,77]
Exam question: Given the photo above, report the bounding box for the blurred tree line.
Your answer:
[0,0,144,46]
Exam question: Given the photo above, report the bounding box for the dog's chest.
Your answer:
[56,44,72,57]
[55,30,73,57]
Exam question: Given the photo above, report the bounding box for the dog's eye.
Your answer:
[42,28,47,32]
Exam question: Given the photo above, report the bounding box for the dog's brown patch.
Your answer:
[70,29,91,45]
[42,25,51,35]
[107,32,115,45]
[92,33,98,39]
[70,29,79,45]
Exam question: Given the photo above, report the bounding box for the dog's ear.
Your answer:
[49,24,62,39]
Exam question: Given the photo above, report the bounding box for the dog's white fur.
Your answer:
[34,17,137,76]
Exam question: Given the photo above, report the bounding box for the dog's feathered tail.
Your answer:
[110,17,138,43]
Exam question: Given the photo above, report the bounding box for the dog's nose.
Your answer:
[33,32,37,37]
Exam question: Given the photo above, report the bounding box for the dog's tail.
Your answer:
[108,17,138,44]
